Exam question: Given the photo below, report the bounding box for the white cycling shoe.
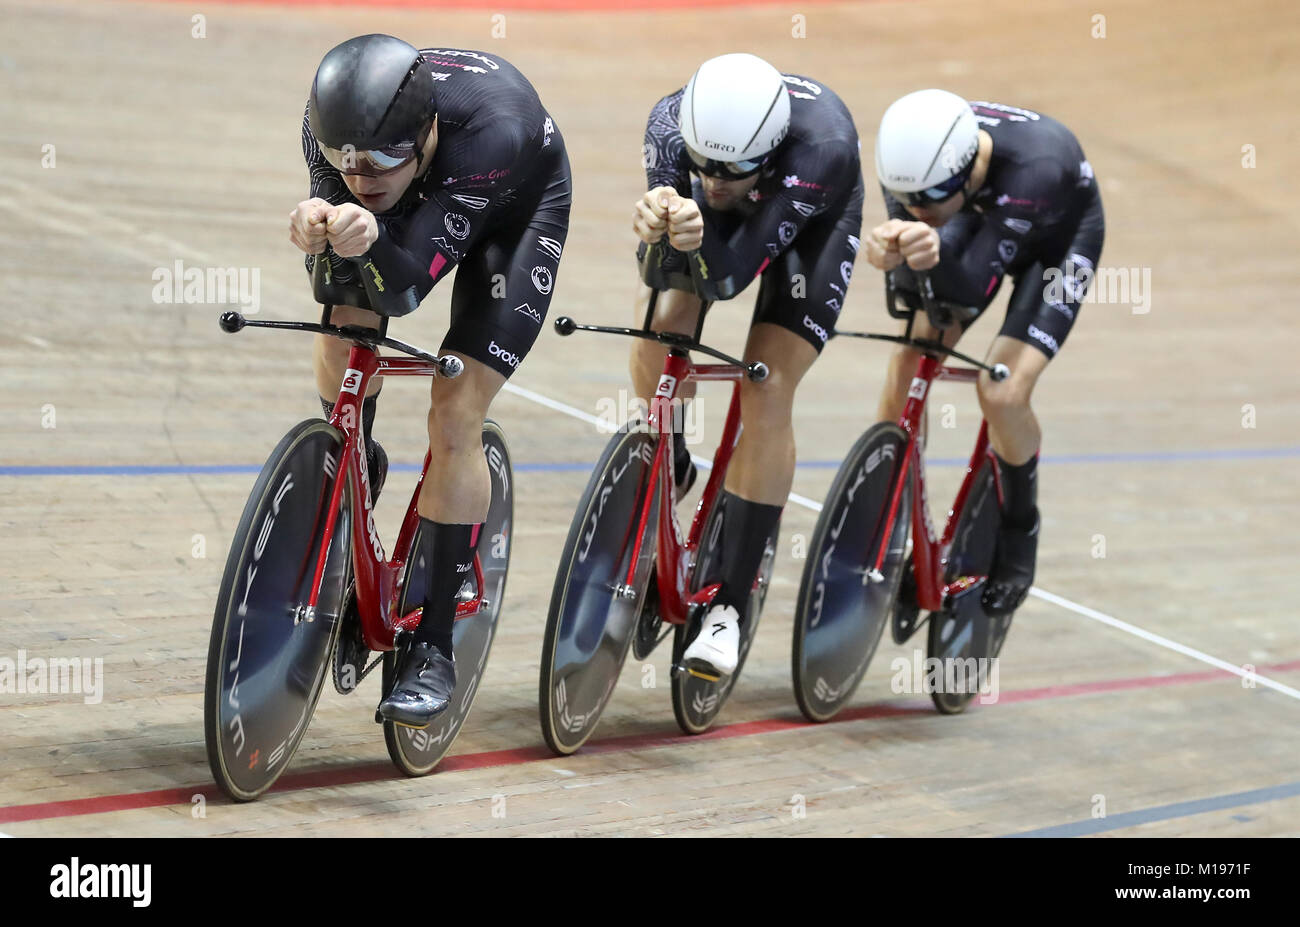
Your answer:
[681,604,740,681]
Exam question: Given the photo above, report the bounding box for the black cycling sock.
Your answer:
[995,451,1039,529]
[321,391,382,480]
[671,402,693,487]
[709,490,782,625]
[320,391,380,447]
[411,518,479,661]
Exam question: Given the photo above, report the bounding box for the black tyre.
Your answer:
[539,421,659,755]
[205,420,352,801]
[670,496,781,735]
[792,423,911,722]
[928,454,1010,714]
[382,420,514,775]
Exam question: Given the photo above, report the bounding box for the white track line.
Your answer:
[507,377,1300,702]
[1028,588,1300,700]
[501,382,607,429]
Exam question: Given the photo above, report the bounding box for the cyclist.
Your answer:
[288,34,571,728]
[866,89,1104,617]
[632,53,864,680]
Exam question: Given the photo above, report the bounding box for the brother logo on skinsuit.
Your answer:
[50,858,152,907]
[488,341,520,368]
[802,315,829,343]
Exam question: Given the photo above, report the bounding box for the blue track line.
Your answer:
[1005,780,1300,837]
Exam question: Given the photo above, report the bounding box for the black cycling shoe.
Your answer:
[366,440,388,502]
[981,513,1039,618]
[375,640,456,729]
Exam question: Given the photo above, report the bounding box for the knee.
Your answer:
[977,374,1032,418]
[740,372,795,429]
[318,335,351,374]
[426,398,481,457]
[317,306,378,373]
[887,347,920,390]
[630,339,663,376]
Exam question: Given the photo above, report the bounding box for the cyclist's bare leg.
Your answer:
[419,354,505,523]
[725,322,817,504]
[977,335,1050,614]
[629,284,702,407]
[976,335,1049,465]
[875,313,962,424]
[313,303,383,399]
[378,351,506,723]
[686,321,813,646]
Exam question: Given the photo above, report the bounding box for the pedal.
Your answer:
[671,662,720,682]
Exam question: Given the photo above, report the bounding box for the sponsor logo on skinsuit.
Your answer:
[489,341,521,368]
[1027,324,1058,354]
[802,315,829,343]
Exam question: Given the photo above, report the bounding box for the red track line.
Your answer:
[2,659,1296,825]
[132,0,858,11]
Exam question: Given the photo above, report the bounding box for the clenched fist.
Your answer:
[324,203,378,259]
[289,197,333,255]
[865,218,940,272]
[633,186,704,251]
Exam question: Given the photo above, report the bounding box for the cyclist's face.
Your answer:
[339,119,438,215]
[342,161,419,214]
[699,172,760,211]
[905,191,965,227]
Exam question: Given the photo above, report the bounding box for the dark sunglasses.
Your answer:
[684,144,769,180]
[889,167,971,207]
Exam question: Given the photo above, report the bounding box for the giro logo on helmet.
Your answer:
[678,53,792,177]
[875,88,981,206]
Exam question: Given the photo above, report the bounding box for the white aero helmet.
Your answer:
[679,53,791,178]
[875,89,980,205]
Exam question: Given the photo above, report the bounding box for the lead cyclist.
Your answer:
[288,34,571,729]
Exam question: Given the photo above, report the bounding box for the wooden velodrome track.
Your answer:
[1,0,1297,837]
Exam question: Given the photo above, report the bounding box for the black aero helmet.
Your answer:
[308,34,437,175]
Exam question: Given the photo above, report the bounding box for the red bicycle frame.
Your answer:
[619,349,750,628]
[302,342,487,652]
[868,352,1004,613]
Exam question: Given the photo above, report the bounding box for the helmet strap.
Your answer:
[413,117,436,174]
